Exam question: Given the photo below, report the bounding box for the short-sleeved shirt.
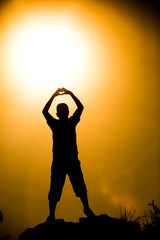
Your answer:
[44,109,82,165]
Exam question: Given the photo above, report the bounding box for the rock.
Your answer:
[19,214,141,240]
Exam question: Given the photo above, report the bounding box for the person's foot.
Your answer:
[46,215,55,224]
[84,207,95,218]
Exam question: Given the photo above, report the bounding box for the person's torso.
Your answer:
[52,118,78,160]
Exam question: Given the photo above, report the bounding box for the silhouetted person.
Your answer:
[43,88,95,222]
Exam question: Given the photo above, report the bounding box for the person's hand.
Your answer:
[53,88,63,97]
[53,88,72,97]
[61,88,72,95]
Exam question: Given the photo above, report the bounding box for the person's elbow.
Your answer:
[82,104,84,110]
[80,104,84,112]
[42,107,47,116]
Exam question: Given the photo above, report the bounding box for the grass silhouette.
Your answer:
[116,200,160,232]
[117,205,136,222]
[139,200,160,232]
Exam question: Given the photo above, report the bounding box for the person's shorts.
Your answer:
[48,159,87,202]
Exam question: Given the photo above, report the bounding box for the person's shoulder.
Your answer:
[69,114,76,121]
[45,114,58,129]
[69,110,81,126]
[48,115,58,123]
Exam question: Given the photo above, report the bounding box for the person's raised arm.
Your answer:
[62,88,84,112]
[42,88,61,118]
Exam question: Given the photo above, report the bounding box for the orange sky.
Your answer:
[0,0,159,239]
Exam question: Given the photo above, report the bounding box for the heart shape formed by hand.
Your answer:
[59,91,65,95]
[59,88,65,95]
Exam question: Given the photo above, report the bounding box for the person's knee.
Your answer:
[75,185,87,198]
[48,191,61,202]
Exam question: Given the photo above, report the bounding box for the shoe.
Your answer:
[84,207,96,218]
[46,215,55,224]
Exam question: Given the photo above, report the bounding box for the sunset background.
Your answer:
[0,0,159,239]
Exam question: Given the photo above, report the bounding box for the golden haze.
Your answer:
[0,0,159,239]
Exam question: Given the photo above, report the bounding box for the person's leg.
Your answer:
[68,162,95,218]
[80,190,95,218]
[46,198,57,223]
[47,165,66,222]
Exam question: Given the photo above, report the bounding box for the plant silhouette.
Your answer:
[117,205,136,222]
[140,200,160,232]
[43,88,95,222]
[0,211,3,223]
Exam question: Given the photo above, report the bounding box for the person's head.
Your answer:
[56,103,69,120]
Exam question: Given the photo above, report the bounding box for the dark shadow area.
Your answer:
[0,0,11,9]
[19,214,141,240]
[98,0,159,14]
[0,211,3,223]
[0,211,10,240]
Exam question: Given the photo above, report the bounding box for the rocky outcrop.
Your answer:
[19,214,141,239]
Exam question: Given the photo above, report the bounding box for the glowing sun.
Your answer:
[1,10,100,97]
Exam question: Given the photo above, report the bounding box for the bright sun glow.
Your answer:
[1,10,100,98]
